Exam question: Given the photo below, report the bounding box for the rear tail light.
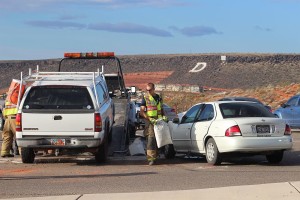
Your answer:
[95,113,102,132]
[225,125,242,137]
[269,108,273,113]
[16,113,22,132]
[171,108,176,113]
[284,124,292,135]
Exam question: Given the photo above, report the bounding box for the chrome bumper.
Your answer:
[17,137,102,149]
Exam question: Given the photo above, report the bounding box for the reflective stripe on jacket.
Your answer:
[144,94,162,118]
[3,100,17,117]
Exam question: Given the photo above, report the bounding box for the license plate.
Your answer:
[256,125,270,133]
[51,139,65,146]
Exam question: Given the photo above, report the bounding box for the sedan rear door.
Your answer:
[190,104,215,153]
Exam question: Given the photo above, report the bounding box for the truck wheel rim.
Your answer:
[207,143,215,161]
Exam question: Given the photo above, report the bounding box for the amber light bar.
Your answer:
[64,52,115,58]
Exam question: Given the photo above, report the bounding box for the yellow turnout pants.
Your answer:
[1,115,16,156]
[144,121,158,161]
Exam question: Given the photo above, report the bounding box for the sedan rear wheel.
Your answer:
[266,150,284,164]
[206,138,222,165]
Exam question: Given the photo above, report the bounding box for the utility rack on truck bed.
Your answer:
[19,65,107,106]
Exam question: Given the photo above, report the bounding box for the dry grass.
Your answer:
[161,83,300,113]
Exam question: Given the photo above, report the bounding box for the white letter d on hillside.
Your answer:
[189,62,207,73]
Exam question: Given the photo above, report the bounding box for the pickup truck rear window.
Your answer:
[219,102,275,118]
[22,86,94,110]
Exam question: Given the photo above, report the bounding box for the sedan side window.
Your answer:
[181,104,202,124]
[297,98,300,106]
[197,104,214,121]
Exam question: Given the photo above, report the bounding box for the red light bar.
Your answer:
[97,52,115,57]
[64,52,115,58]
[86,52,96,58]
[64,52,81,58]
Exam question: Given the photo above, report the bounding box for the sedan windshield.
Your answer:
[219,103,275,118]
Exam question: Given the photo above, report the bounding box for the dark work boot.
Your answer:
[1,154,14,158]
[14,149,20,156]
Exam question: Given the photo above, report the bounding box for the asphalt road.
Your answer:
[0,131,300,199]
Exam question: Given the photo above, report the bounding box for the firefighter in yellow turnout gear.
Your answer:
[1,79,25,157]
[140,83,165,165]
[1,100,18,157]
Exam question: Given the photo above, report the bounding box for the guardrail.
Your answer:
[155,84,200,93]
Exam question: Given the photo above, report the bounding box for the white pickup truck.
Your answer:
[16,52,130,163]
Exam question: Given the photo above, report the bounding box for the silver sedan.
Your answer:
[165,101,293,165]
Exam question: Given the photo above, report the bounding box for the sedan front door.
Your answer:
[172,104,202,152]
[280,96,300,128]
[292,98,300,128]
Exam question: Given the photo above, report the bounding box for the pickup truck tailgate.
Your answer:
[22,113,95,135]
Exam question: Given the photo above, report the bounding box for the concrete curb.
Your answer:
[3,181,300,200]
[1,195,81,200]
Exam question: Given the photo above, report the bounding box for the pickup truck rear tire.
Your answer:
[95,138,108,163]
[108,127,113,143]
[205,138,222,165]
[21,148,35,163]
[164,144,176,159]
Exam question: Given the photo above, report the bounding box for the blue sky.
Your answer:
[0,0,299,60]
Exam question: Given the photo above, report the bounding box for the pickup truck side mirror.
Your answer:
[172,117,180,124]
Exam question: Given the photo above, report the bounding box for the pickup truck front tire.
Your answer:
[21,148,35,164]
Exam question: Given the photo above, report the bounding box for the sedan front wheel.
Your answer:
[205,138,222,165]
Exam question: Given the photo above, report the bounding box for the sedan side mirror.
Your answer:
[172,117,180,124]
[281,103,289,108]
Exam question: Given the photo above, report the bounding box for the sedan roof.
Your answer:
[218,97,262,104]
